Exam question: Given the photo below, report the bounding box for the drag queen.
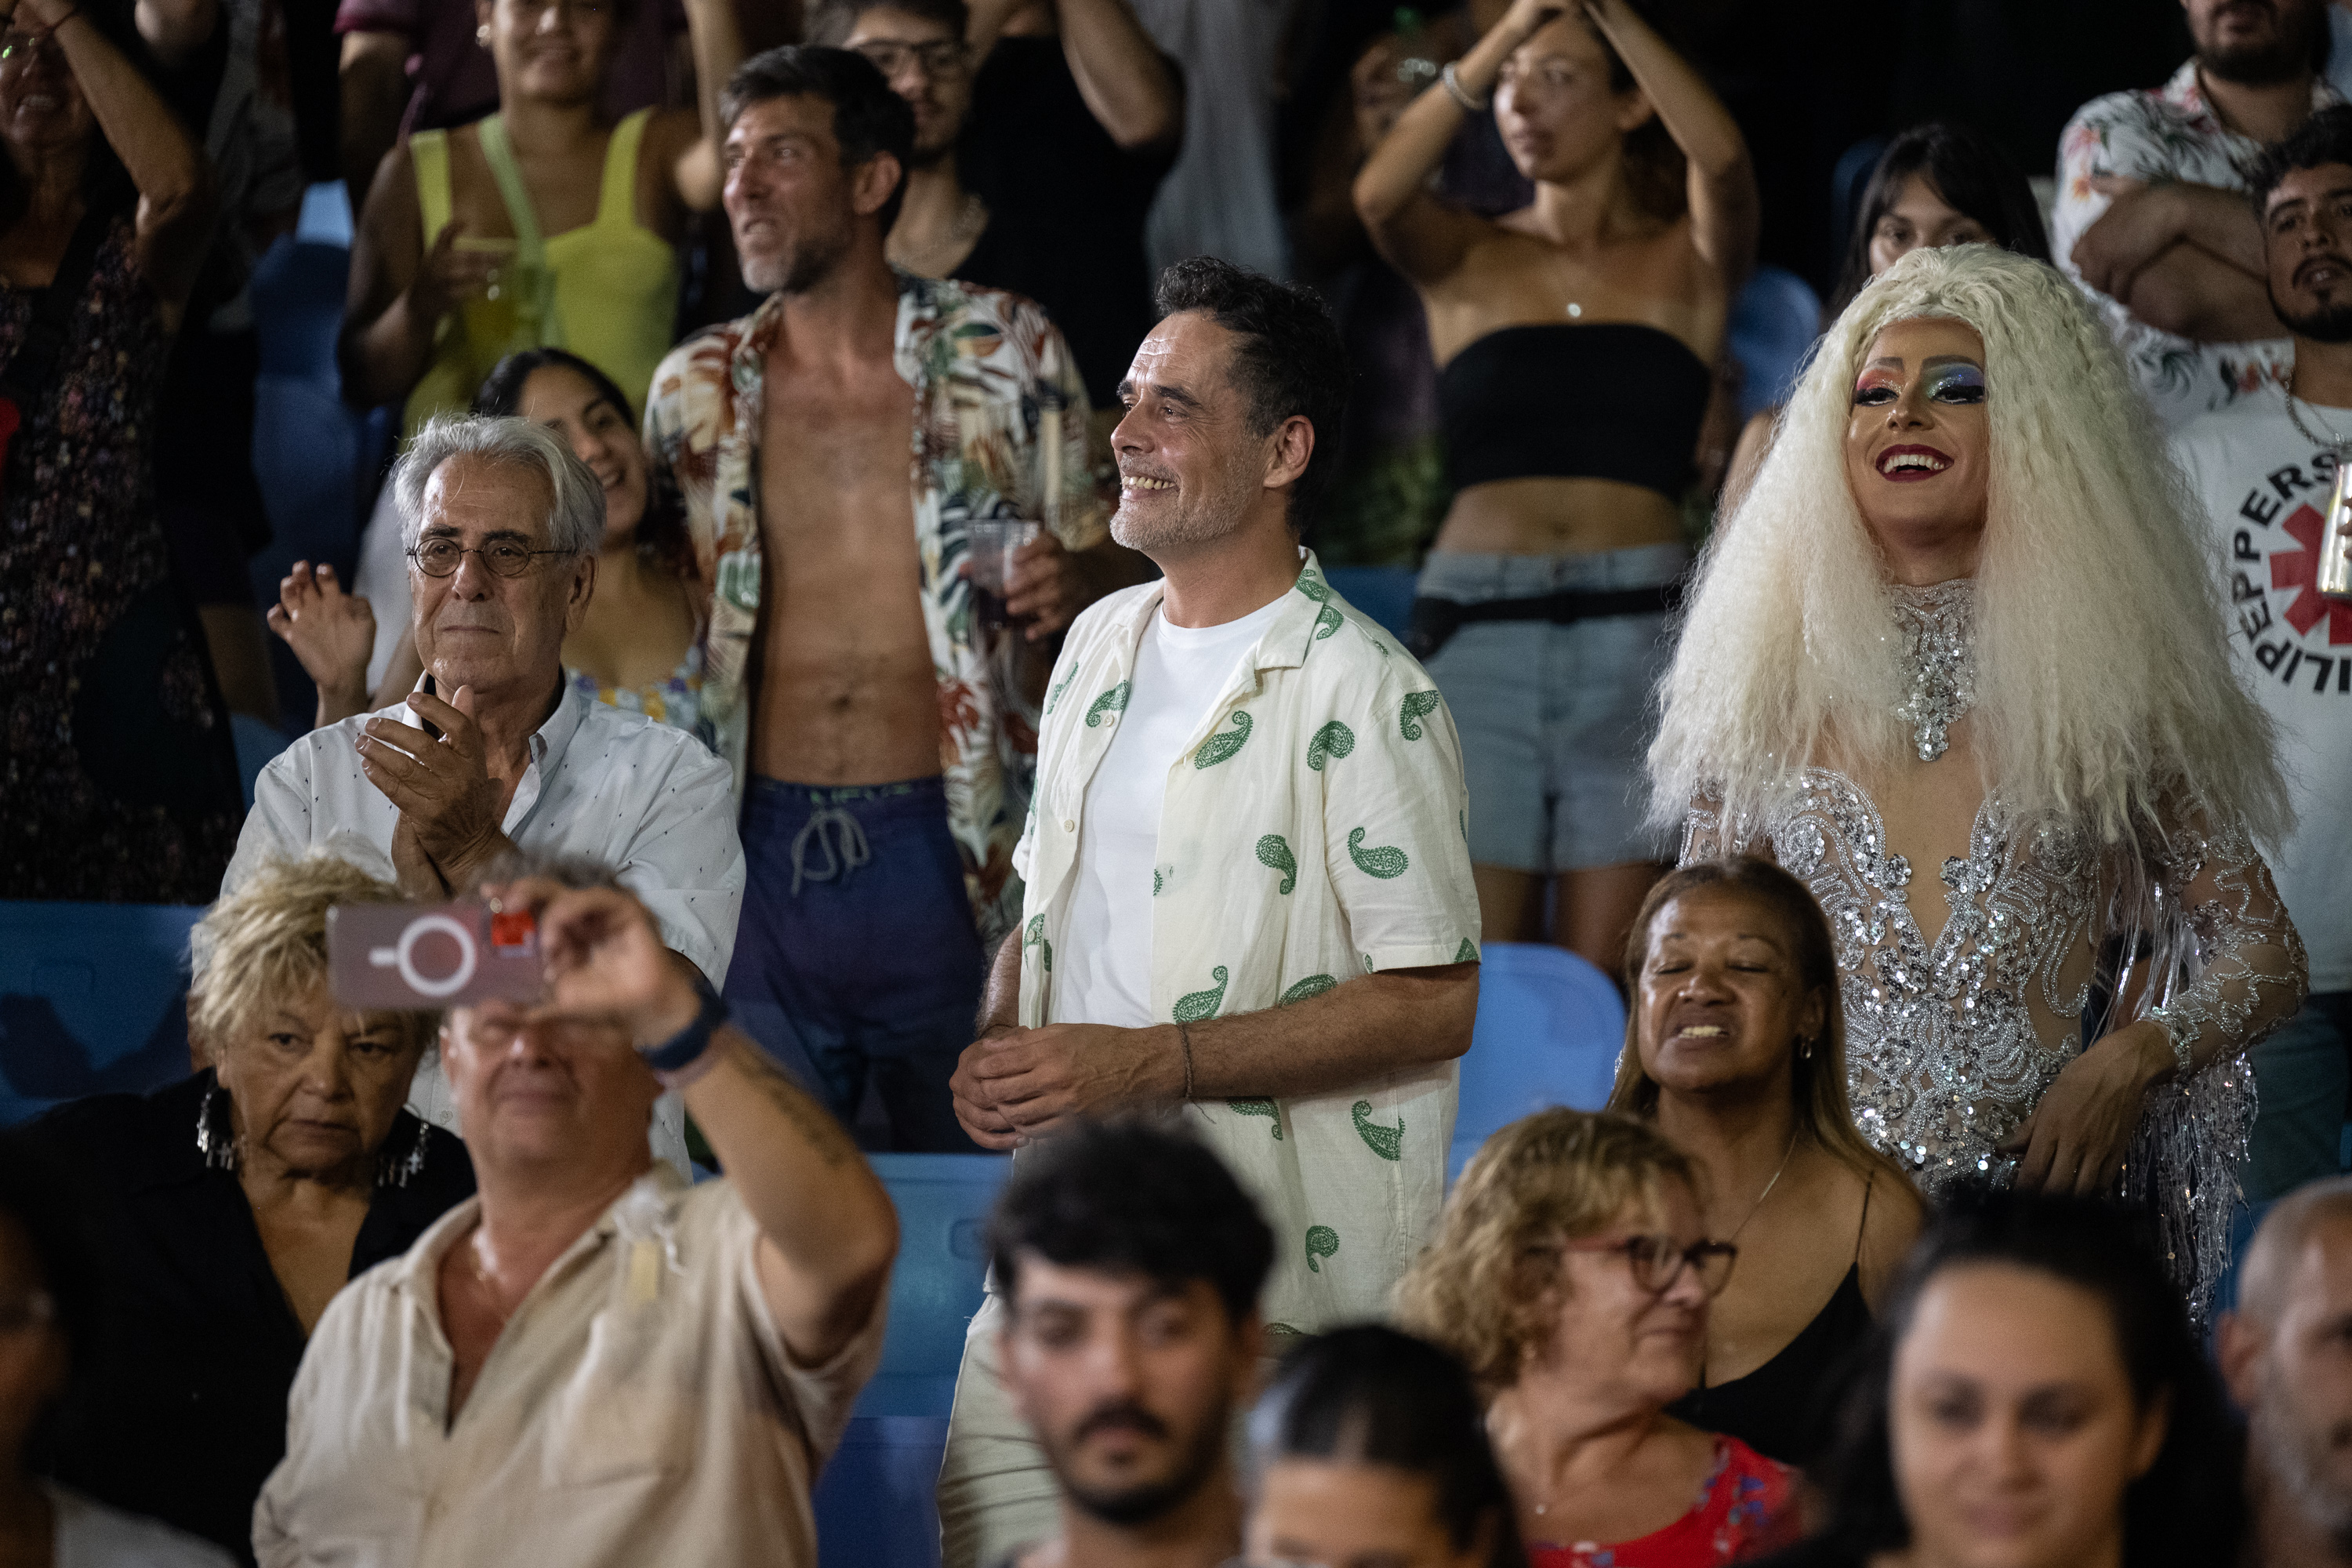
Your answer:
[1653,244,2306,1311]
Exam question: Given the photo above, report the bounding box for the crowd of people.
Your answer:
[0,0,2348,1562]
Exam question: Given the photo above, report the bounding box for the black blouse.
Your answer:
[13,1070,475,1562]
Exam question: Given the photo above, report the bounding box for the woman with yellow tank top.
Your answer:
[339,0,743,430]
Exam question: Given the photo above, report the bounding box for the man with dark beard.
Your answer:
[2221,1178,2352,1568]
[2055,0,2339,424]
[643,45,1140,1152]
[2169,107,2352,1204]
[981,1119,1271,1568]
[936,259,1481,1568]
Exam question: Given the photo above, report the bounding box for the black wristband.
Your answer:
[638,973,728,1073]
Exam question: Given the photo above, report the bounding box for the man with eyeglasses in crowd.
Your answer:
[226,413,743,1171]
[807,0,1181,416]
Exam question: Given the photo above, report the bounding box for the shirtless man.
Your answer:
[645,45,1131,1150]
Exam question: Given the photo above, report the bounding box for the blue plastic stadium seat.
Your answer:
[0,903,205,1127]
[815,1153,1011,1568]
[1450,942,1627,1181]
[1322,566,1417,642]
[1726,265,1825,422]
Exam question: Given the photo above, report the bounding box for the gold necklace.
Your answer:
[1728,1130,1800,1243]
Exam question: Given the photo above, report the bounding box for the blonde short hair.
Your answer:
[189,855,436,1059]
[1396,1109,1699,1396]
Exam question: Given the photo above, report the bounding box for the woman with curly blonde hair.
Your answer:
[13,854,474,1559]
[1651,243,2307,1316]
[1607,858,1921,1465]
[1397,1109,1801,1568]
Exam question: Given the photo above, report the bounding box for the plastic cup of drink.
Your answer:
[966,519,1041,593]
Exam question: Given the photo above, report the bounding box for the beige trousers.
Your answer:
[937,1290,1062,1568]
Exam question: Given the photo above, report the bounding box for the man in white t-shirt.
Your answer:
[2172,107,2352,1200]
[935,257,1482,1568]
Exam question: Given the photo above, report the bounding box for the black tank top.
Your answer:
[1436,322,1712,499]
[1665,1180,1878,1465]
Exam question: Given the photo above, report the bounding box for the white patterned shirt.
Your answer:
[2053,60,2339,426]
[1014,552,1481,1332]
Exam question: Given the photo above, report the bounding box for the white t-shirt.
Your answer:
[1054,595,1290,1026]
[2172,396,2352,992]
[47,1483,236,1568]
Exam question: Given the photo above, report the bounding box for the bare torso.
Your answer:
[752,339,940,785]
[1425,212,1725,557]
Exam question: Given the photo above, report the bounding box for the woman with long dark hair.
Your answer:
[1752,1187,2245,1568]
[1246,1325,1527,1568]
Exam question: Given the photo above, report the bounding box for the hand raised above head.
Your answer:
[485,877,699,1048]
[268,561,376,715]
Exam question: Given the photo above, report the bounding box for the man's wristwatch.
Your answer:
[639,973,728,1075]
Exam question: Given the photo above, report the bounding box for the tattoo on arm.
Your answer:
[723,1035,855,1170]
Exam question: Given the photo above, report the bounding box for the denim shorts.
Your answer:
[1416,544,1686,873]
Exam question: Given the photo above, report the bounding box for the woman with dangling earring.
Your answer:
[1606,857,1922,1467]
[9,853,474,1561]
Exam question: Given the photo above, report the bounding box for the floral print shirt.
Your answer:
[1014,556,1482,1333]
[2053,60,2340,426]
[1527,1438,1801,1568]
[644,274,1108,946]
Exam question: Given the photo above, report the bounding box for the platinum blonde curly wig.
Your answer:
[1648,244,2291,850]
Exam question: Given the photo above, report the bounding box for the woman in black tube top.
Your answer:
[1607,858,1922,1466]
[1352,0,1757,974]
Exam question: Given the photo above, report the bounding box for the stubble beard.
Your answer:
[2201,2,2322,85]
[2253,1364,2352,1559]
[2271,281,2352,344]
[1109,466,1258,556]
[1051,1396,1232,1530]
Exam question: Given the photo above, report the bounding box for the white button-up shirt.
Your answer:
[227,684,744,985]
[252,1171,884,1568]
[1015,553,1482,1332]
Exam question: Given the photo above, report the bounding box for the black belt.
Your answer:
[1406,579,1686,661]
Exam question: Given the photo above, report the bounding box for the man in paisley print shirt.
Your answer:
[935,258,1483,1568]
[2054,0,2339,426]
[643,46,1142,1151]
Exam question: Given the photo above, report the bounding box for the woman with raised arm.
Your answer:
[1651,243,2307,1318]
[0,0,245,901]
[1353,0,1755,973]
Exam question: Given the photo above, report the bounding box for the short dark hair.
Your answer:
[1251,1327,1527,1568]
[0,1137,96,1384]
[988,1117,1274,1323]
[719,45,916,232]
[1830,122,2052,315]
[1811,1185,2245,1568]
[2246,103,2352,216]
[473,348,697,589]
[804,0,970,46]
[1151,257,1349,532]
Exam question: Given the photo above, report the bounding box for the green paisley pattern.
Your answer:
[1256,833,1297,895]
[1279,974,1339,1005]
[1152,869,1163,896]
[1045,669,1077,715]
[1084,681,1131,728]
[1313,604,1344,641]
[1305,1225,1340,1272]
[1347,827,1410,879]
[1454,937,1479,963]
[1295,574,1332,604]
[1351,1100,1403,1160]
[1173,965,1229,1022]
[1399,689,1441,741]
[1229,1098,1283,1140]
[1266,1321,1306,1337]
[1306,720,1355,771]
[1192,710,1253,768]
[1022,914,1045,949]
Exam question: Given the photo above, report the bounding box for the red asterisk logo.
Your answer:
[2274,505,2352,646]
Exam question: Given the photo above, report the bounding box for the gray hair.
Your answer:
[392,413,605,557]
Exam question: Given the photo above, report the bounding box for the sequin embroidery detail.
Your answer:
[1891,579,1977,762]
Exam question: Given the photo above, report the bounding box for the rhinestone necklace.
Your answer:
[2284,376,2352,454]
[1890,579,1977,764]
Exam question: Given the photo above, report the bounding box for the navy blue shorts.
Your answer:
[724,776,989,1152]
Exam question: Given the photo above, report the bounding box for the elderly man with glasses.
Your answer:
[226,413,744,1168]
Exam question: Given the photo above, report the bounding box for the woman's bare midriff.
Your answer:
[1431,474,1687,556]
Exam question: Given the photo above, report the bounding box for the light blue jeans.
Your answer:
[2245,993,2352,1202]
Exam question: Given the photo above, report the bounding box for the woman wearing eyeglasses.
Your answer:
[1608,858,1922,1466]
[1399,1110,1802,1568]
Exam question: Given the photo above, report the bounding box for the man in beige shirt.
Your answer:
[252,863,899,1566]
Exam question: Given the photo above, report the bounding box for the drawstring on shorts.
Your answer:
[789,804,873,895]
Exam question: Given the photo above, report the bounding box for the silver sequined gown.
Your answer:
[1682,583,2307,1313]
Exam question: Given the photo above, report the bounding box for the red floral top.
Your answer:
[1527,1437,1802,1568]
